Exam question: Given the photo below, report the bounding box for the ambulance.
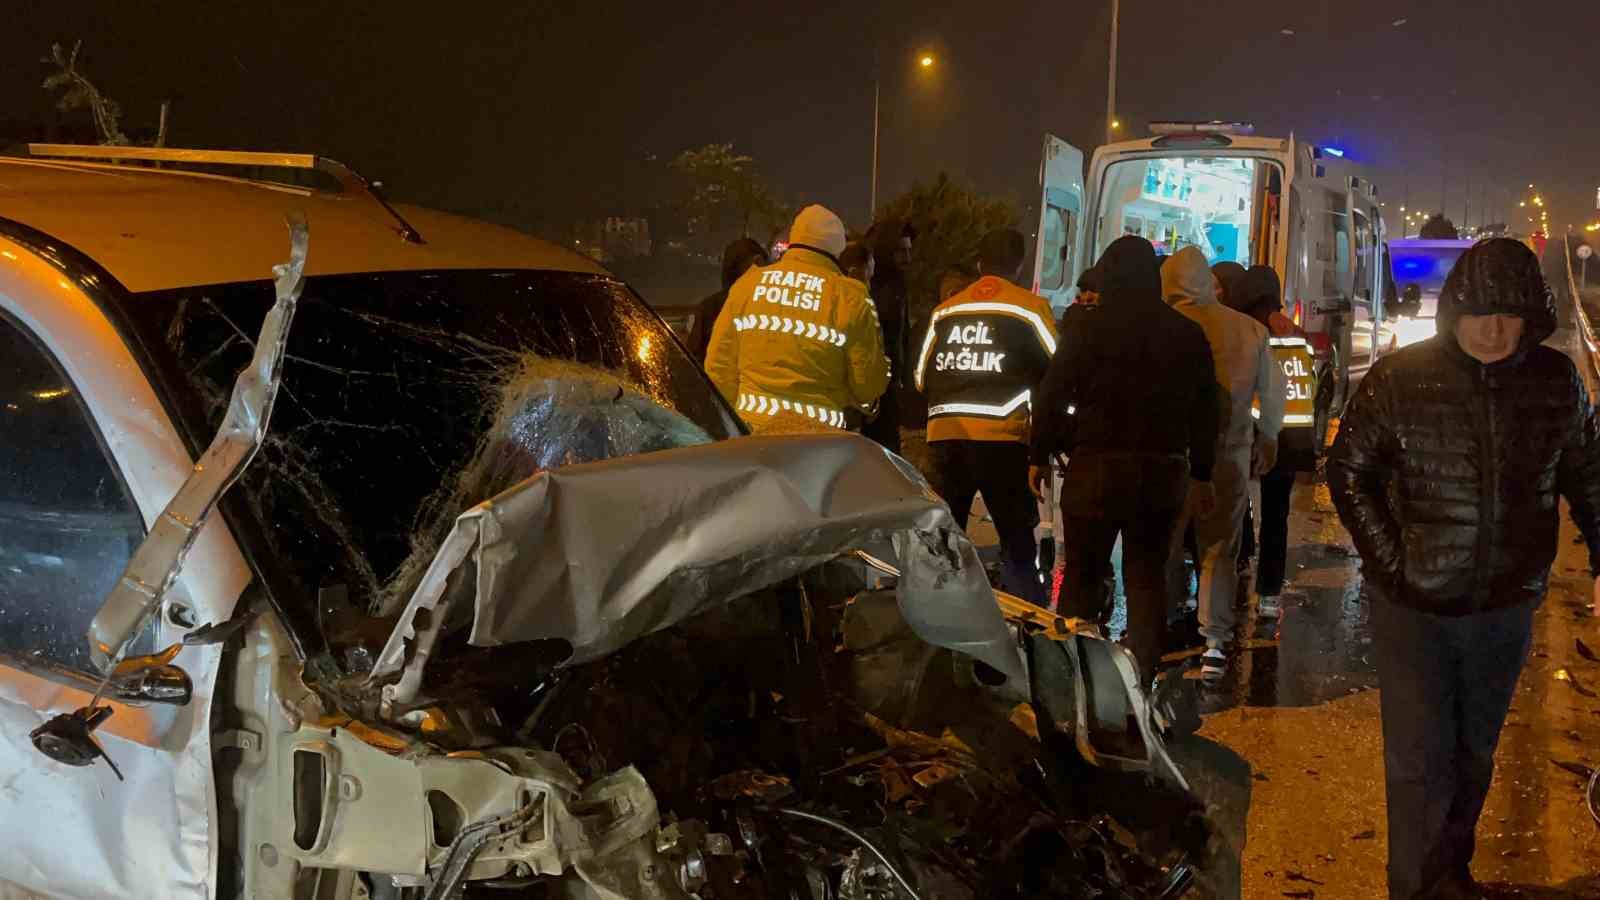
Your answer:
[1032,123,1392,446]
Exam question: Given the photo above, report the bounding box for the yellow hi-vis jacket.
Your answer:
[706,247,890,434]
[914,275,1058,443]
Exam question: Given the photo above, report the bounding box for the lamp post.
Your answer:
[871,53,935,218]
[1106,0,1120,144]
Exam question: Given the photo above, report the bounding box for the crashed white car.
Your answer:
[0,146,1202,900]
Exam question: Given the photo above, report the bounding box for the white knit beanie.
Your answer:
[789,205,848,257]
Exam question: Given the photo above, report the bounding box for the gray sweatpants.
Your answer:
[1170,446,1250,645]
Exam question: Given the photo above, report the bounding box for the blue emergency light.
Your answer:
[1321,146,1347,158]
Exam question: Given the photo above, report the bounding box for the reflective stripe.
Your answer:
[928,389,1032,419]
[1268,336,1309,348]
[1254,408,1315,426]
[914,300,1057,389]
[734,313,846,347]
[736,393,845,428]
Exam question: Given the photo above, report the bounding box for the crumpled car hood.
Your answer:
[371,433,1023,692]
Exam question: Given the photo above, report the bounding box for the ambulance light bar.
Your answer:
[1148,121,1256,136]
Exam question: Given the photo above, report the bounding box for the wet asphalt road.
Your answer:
[952,328,1600,895]
[1178,315,1600,898]
[1173,474,1600,899]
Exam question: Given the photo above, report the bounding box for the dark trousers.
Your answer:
[928,440,1041,604]
[1372,598,1536,899]
[1056,452,1188,685]
[862,388,902,454]
[1255,468,1295,596]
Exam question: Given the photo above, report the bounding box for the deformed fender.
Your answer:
[371,434,1025,702]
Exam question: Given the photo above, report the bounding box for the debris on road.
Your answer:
[1555,667,1599,698]
[1578,637,1599,663]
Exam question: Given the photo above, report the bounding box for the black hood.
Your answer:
[1238,265,1284,324]
[1212,261,1248,312]
[1436,238,1556,351]
[1098,235,1163,309]
[721,238,768,289]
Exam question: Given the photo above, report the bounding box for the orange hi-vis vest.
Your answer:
[914,275,1058,443]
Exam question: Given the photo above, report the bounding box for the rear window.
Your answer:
[119,270,739,654]
[1094,155,1282,266]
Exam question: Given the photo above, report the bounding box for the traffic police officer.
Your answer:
[706,205,890,435]
[915,228,1058,603]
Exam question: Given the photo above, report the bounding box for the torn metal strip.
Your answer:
[87,214,309,671]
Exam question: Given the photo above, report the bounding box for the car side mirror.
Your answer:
[108,644,193,706]
[28,643,192,783]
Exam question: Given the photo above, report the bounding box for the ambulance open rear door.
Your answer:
[1033,134,1086,315]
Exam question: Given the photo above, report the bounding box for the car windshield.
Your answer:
[1094,155,1281,266]
[118,270,740,658]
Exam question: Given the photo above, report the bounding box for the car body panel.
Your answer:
[0,234,248,899]
[0,158,604,294]
[0,157,713,899]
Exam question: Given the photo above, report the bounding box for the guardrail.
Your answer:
[1563,237,1600,399]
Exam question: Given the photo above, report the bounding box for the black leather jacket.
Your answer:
[1329,248,1600,615]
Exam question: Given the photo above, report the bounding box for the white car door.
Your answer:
[0,239,249,900]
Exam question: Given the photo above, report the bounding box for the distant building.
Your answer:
[574,216,652,262]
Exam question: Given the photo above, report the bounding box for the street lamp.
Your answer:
[1106,0,1120,143]
[871,52,935,216]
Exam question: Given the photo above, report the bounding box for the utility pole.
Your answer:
[870,79,880,217]
[1106,0,1120,144]
[1440,160,1447,226]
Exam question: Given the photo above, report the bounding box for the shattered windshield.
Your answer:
[119,269,739,652]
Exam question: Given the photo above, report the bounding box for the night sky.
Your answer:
[5,0,1597,236]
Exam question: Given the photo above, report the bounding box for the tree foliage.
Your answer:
[876,173,1021,324]
[42,42,128,146]
[1419,213,1460,240]
[667,143,787,257]
[42,41,168,147]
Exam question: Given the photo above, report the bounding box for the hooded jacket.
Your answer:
[1162,247,1284,453]
[1031,236,1219,480]
[706,246,890,434]
[870,219,913,390]
[1328,238,1600,615]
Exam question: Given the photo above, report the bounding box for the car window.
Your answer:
[1038,203,1074,292]
[0,313,151,675]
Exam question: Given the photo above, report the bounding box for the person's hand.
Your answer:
[1189,480,1217,519]
[1252,438,1279,478]
[1029,465,1050,503]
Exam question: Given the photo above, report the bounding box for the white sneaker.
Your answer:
[1258,595,1282,619]
[1200,641,1228,681]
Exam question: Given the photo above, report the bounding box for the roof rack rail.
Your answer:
[27,143,425,245]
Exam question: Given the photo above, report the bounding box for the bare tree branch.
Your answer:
[42,40,130,146]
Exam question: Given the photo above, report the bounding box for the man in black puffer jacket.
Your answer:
[1329,238,1600,900]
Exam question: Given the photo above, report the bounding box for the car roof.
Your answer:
[0,157,607,294]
